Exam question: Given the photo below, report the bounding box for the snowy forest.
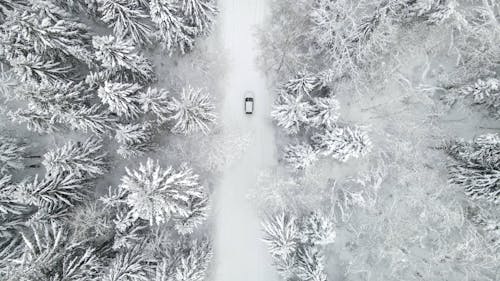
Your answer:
[0,0,220,280]
[0,0,499,281]
[258,0,500,280]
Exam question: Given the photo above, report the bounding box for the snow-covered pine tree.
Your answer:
[62,104,118,135]
[312,126,372,162]
[308,0,396,80]
[97,0,154,46]
[13,81,86,114]
[52,0,100,17]
[10,81,117,134]
[263,211,331,281]
[0,174,28,216]
[167,238,213,281]
[0,135,30,175]
[8,108,59,133]
[92,35,155,83]
[115,121,156,159]
[115,122,154,147]
[1,1,93,64]
[42,138,108,179]
[5,222,66,280]
[98,81,143,119]
[282,143,318,170]
[284,72,321,97]
[84,70,114,90]
[309,96,340,129]
[101,244,151,281]
[178,0,217,35]
[173,195,209,235]
[10,54,71,84]
[0,0,27,23]
[168,86,216,135]
[0,64,17,98]
[5,219,101,280]
[149,0,196,54]
[466,206,500,250]
[395,0,455,25]
[300,211,336,246]
[262,212,300,258]
[139,87,171,121]
[452,77,500,118]
[119,159,206,225]
[16,172,90,212]
[445,134,500,203]
[271,91,314,135]
[295,245,327,281]
[50,247,100,281]
[111,209,147,250]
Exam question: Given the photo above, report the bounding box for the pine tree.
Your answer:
[396,0,454,25]
[295,245,327,281]
[62,104,118,135]
[14,81,86,114]
[0,64,17,98]
[309,96,340,129]
[10,54,71,84]
[149,0,196,54]
[102,244,151,281]
[453,77,500,118]
[312,126,372,162]
[85,69,114,90]
[98,82,143,119]
[178,0,217,35]
[263,212,331,281]
[139,87,171,121]
[42,138,108,179]
[16,172,90,212]
[7,221,101,281]
[12,82,116,135]
[0,0,27,23]
[97,0,154,46]
[308,0,396,80]
[300,211,336,246]
[8,222,67,280]
[168,86,216,135]
[115,121,156,159]
[52,0,100,17]
[262,212,300,258]
[173,196,209,235]
[92,35,155,83]
[168,238,213,281]
[445,134,500,203]
[0,135,30,174]
[284,72,321,97]
[0,174,28,216]
[10,81,116,134]
[119,159,206,225]
[51,247,100,281]
[8,108,59,133]
[466,206,500,250]
[271,92,314,135]
[110,209,147,250]
[282,143,318,170]
[1,1,93,64]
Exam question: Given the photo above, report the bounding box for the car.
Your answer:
[244,92,254,114]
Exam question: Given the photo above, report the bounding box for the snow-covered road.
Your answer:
[212,0,279,280]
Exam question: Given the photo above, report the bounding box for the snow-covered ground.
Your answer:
[211,0,280,280]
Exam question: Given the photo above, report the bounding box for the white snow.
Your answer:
[211,0,279,280]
